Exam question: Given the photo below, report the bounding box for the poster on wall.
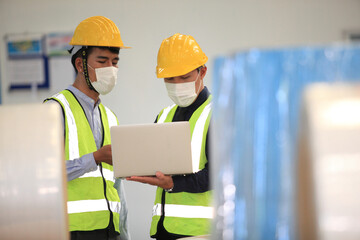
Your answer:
[46,32,73,56]
[6,33,49,90]
[46,32,75,91]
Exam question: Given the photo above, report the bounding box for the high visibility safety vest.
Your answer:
[48,90,121,232]
[150,96,213,236]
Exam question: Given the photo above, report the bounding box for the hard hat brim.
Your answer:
[156,62,206,78]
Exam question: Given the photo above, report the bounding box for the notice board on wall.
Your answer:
[5,32,73,91]
[6,33,49,90]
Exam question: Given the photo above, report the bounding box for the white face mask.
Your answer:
[165,72,201,107]
[88,65,118,95]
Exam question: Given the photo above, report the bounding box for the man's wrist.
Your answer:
[164,182,174,192]
[93,152,99,165]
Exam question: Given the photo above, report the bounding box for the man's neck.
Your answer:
[73,76,99,103]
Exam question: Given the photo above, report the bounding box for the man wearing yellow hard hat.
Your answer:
[45,16,130,240]
[128,33,213,239]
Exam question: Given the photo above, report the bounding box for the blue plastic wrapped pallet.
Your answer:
[211,44,360,240]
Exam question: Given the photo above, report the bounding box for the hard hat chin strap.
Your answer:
[81,49,98,92]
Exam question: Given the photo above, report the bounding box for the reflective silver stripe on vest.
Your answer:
[191,103,212,172]
[68,200,121,214]
[104,106,118,127]
[152,203,213,219]
[55,93,79,160]
[79,167,115,183]
[157,104,176,123]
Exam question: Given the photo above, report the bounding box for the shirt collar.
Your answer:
[67,85,101,109]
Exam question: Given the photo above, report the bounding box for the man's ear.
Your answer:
[75,57,83,73]
[200,66,207,79]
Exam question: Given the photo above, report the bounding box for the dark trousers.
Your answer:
[152,217,191,240]
[70,219,120,240]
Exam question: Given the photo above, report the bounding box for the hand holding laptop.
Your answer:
[126,171,174,190]
[93,144,113,165]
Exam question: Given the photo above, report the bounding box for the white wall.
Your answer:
[1,0,360,239]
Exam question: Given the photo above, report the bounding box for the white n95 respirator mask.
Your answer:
[165,73,200,107]
[89,65,118,95]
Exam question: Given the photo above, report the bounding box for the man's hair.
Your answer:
[71,46,120,74]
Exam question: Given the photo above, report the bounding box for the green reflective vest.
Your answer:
[150,96,213,236]
[49,90,121,232]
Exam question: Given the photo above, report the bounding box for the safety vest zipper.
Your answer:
[99,107,113,226]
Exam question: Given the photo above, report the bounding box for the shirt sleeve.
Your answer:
[114,178,131,240]
[66,153,98,181]
[170,130,211,193]
[45,99,99,181]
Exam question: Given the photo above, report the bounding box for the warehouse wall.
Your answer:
[1,0,360,239]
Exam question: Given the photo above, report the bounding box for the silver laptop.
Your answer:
[111,121,193,178]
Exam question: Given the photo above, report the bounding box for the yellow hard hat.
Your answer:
[69,16,130,48]
[156,33,208,78]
